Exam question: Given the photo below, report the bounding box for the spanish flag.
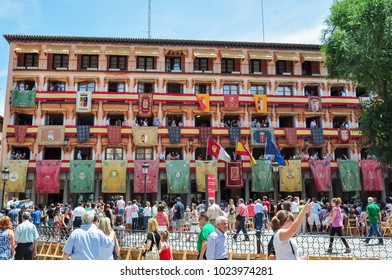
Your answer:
[236,139,257,165]
[196,94,210,112]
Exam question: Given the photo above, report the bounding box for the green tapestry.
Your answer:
[251,160,273,192]
[337,160,361,192]
[69,160,96,193]
[166,160,190,194]
[11,89,36,108]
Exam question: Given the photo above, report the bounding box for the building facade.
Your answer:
[1,34,390,208]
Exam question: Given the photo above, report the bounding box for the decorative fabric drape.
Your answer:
[308,96,322,112]
[251,160,273,192]
[3,160,29,193]
[228,127,241,145]
[133,160,159,193]
[223,95,239,110]
[11,90,36,108]
[195,160,218,192]
[132,127,158,146]
[14,125,28,143]
[138,93,153,117]
[337,160,361,192]
[250,127,274,146]
[107,126,122,145]
[69,160,96,193]
[37,126,65,145]
[338,129,351,144]
[311,127,324,145]
[225,161,243,189]
[360,160,384,191]
[279,160,302,192]
[199,127,212,144]
[309,160,332,192]
[284,128,297,145]
[35,160,61,194]
[165,160,190,194]
[168,126,181,143]
[77,125,90,143]
[102,160,127,193]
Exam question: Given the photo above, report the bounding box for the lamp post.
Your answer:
[272,162,279,203]
[1,167,10,211]
[142,162,149,207]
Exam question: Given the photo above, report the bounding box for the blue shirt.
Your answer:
[7,209,18,225]
[15,220,39,243]
[254,203,264,214]
[174,202,184,220]
[206,228,227,260]
[62,223,113,260]
[310,203,321,215]
[31,210,41,224]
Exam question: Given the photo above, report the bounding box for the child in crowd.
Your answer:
[159,231,173,260]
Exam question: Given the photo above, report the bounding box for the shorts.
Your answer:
[308,214,321,226]
[176,219,184,228]
[125,217,132,224]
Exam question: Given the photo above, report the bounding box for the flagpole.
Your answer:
[205,136,209,160]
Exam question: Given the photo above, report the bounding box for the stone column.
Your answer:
[245,174,250,202]
[31,177,36,204]
[63,177,68,205]
[126,171,131,203]
[95,174,101,201]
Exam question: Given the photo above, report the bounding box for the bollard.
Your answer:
[256,230,261,254]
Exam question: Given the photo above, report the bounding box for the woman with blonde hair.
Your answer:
[98,217,120,260]
[141,218,160,259]
[227,199,236,233]
[159,230,173,260]
[0,216,15,260]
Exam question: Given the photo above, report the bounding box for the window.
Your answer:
[25,54,39,68]
[222,84,239,94]
[46,113,64,125]
[276,86,292,96]
[136,148,153,160]
[44,147,62,160]
[74,148,92,160]
[280,148,297,159]
[138,83,154,93]
[48,81,66,91]
[10,147,30,160]
[195,115,211,127]
[14,113,33,125]
[165,57,181,72]
[195,83,211,94]
[332,116,348,128]
[166,83,183,94]
[276,60,292,75]
[355,87,367,97]
[221,58,235,73]
[109,55,127,70]
[334,148,350,160]
[249,59,261,73]
[78,82,95,91]
[279,116,294,128]
[76,113,95,126]
[304,85,319,96]
[108,82,125,92]
[106,148,123,160]
[166,114,183,126]
[137,56,155,70]
[53,54,69,69]
[194,58,208,71]
[81,55,98,69]
[302,61,312,75]
[17,81,36,91]
[250,85,266,95]
[330,86,346,96]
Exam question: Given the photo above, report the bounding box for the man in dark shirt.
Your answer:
[174,197,184,232]
[283,196,292,211]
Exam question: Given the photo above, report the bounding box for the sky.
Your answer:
[0,0,334,116]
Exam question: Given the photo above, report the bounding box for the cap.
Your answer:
[176,197,181,201]
[286,195,293,200]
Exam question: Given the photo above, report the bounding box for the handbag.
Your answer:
[145,232,160,260]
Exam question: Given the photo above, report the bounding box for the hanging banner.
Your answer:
[284,127,297,145]
[3,160,29,193]
[107,126,122,145]
[11,89,36,108]
[132,127,158,146]
[228,127,241,145]
[69,160,96,193]
[308,96,322,112]
[195,160,218,192]
[360,160,384,191]
[138,93,153,117]
[338,129,351,144]
[225,161,243,189]
[337,160,361,192]
[196,94,210,112]
[168,126,181,143]
[76,91,92,112]
[251,160,273,192]
[35,160,61,194]
[207,174,216,199]
[37,126,65,145]
[166,160,190,194]
[309,160,332,192]
[223,95,239,111]
[14,125,28,143]
[102,160,127,193]
[311,127,324,145]
[199,127,212,144]
[133,160,159,193]
[250,127,274,146]
[77,125,90,143]
[254,95,267,113]
[279,160,302,192]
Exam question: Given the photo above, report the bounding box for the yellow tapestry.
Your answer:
[132,127,158,147]
[195,160,218,192]
[279,160,302,192]
[3,160,29,193]
[102,160,127,193]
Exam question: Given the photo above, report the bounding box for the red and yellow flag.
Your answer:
[254,95,267,113]
[236,139,257,165]
[196,94,210,112]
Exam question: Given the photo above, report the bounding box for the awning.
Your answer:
[164,47,187,55]
[192,78,216,83]
[164,78,188,85]
[248,79,270,84]
[275,52,300,61]
[220,50,245,59]
[74,76,99,82]
[301,52,324,62]
[193,49,217,58]
[105,46,131,56]
[134,77,158,83]
[248,51,273,60]
[134,47,159,57]
[45,45,70,55]
[45,76,69,83]
[74,46,101,55]
[14,45,40,54]
[104,76,129,81]
[13,75,38,81]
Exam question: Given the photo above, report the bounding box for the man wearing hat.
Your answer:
[174,197,185,232]
[14,211,39,260]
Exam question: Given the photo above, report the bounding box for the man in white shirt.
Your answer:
[206,198,224,227]
[116,196,126,217]
[72,202,86,228]
[310,119,317,128]
[130,200,139,230]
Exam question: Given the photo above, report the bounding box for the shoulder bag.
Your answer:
[145,232,160,260]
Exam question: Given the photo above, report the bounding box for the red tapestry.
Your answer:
[14,125,28,143]
[309,160,332,192]
[107,126,122,145]
[225,161,243,189]
[138,93,153,117]
[223,95,239,111]
[133,160,159,193]
[360,160,384,191]
[284,128,297,145]
[338,129,351,144]
[199,127,212,144]
[35,160,61,194]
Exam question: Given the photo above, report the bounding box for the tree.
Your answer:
[321,0,392,166]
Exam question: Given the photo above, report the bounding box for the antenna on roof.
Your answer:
[260,0,265,42]
[148,0,152,39]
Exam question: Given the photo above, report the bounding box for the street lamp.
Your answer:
[142,162,149,207]
[1,167,10,211]
[272,162,279,203]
